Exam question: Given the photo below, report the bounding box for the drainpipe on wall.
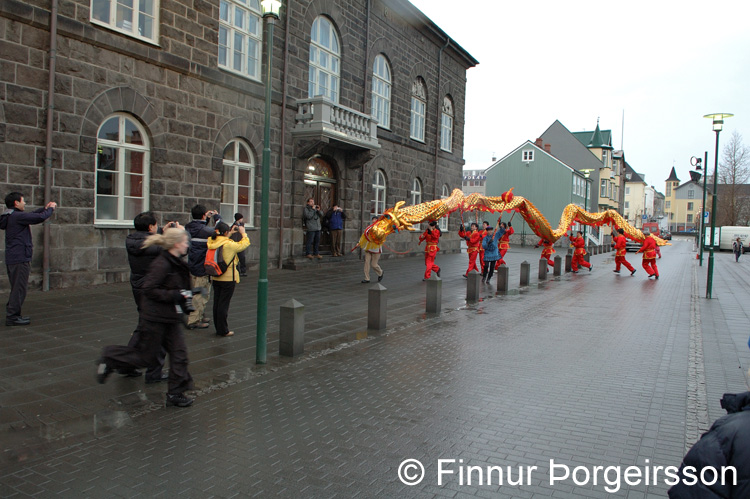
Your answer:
[433,38,450,199]
[43,0,60,292]
[277,0,292,269]
[358,0,372,259]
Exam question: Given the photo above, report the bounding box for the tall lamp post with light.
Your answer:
[690,152,708,266]
[256,0,281,364]
[581,169,594,241]
[703,113,732,299]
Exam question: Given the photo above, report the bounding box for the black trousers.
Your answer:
[126,288,166,380]
[212,280,236,336]
[102,319,193,396]
[482,260,497,280]
[6,262,30,319]
[237,249,246,274]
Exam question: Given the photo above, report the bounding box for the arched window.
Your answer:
[220,139,256,226]
[440,96,454,152]
[439,184,450,231]
[410,78,427,142]
[218,0,262,80]
[371,54,391,129]
[95,114,149,224]
[372,169,386,218]
[308,16,340,102]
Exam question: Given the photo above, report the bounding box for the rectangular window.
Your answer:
[600,180,607,198]
[625,201,629,209]
[688,190,695,199]
[666,184,672,196]
[91,0,159,44]
[218,0,262,80]
[440,113,453,152]
[666,201,671,209]
[625,186,630,195]
[687,202,694,211]
[410,97,426,142]
[687,214,693,223]
[522,150,534,162]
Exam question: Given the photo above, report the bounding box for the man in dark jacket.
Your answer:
[184,204,221,329]
[303,198,324,259]
[325,205,346,257]
[668,391,750,498]
[119,212,168,382]
[0,192,56,326]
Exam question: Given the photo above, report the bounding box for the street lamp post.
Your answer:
[703,113,732,299]
[691,153,708,266]
[581,169,594,241]
[256,0,281,364]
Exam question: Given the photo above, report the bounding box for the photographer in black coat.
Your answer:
[97,227,196,408]
[668,391,750,498]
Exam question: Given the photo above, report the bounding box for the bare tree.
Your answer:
[717,131,750,226]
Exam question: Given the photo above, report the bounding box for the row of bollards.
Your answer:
[280,247,612,357]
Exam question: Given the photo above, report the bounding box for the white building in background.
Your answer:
[462,169,487,196]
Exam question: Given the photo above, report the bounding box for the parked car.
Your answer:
[661,230,672,240]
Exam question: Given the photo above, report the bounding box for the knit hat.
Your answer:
[234,213,244,221]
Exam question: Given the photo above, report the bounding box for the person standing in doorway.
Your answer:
[0,192,57,326]
[303,198,324,259]
[326,205,347,257]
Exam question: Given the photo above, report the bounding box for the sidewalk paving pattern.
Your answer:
[1,238,749,497]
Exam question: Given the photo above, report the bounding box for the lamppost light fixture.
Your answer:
[690,156,702,169]
[703,113,733,132]
[261,0,281,18]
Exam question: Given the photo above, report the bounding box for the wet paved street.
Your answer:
[1,238,749,497]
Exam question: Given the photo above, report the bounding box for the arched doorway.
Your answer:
[304,156,337,254]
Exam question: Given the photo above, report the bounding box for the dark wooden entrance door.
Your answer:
[303,157,337,255]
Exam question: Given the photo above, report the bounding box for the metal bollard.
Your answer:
[538,258,548,280]
[279,299,305,357]
[466,270,481,302]
[520,260,530,286]
[496,264,509,293]
[554,255,562,276]
[367,283,387,330]
[565,253,572,272]
[426,275,442,314]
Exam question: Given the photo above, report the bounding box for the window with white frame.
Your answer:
[410,78,426,142]
[687,202,694,211]
[372,169,386,217]
[220,139,255,225]
[522,150,534,162]
[687,214,693,223]
[308,16,340,102]
[625,201,629,209]
[688,189,695,199]
[666,201,671,209]
[95,114,149,224]
[600,179,607,198]
[625,186,630,195]
[666,183,672,197]
[439,184,449,231]
[440,96,453,152]
[371,54,391,129]
[218,0,261,80]
[91,0,159,43]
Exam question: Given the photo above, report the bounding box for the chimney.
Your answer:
[544,143,551,153]
[491,152,496,162]
[535,138,543,147]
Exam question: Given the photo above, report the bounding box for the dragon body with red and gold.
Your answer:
[358,188,669,250]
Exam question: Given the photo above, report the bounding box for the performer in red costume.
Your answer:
[459,222,483,277]
[569,230,592,273]
[637,233,659,279]
[418,221,442,280]
[497,221,514,265]
[612,228,636,275]
[535,238,555,267]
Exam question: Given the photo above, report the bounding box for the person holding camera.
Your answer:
[207,221,250,337]
[185,205,221,329]
[96,227,196,408]
[303,198,324,259]
[230,213,248,276]
[325,205,347,257]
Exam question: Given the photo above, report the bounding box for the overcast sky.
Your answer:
[409,0,750,191]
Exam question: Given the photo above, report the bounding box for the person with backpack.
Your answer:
[206,222,250,337]
[733,237,743,263]
[481,225,505,284]
[0,192,56,326]
[185,205,221,329]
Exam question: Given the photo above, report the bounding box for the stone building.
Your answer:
[0,0,478,289]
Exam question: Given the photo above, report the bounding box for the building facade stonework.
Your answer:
[0,0,477,289]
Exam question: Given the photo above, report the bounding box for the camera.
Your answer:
[178,287,205,314]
